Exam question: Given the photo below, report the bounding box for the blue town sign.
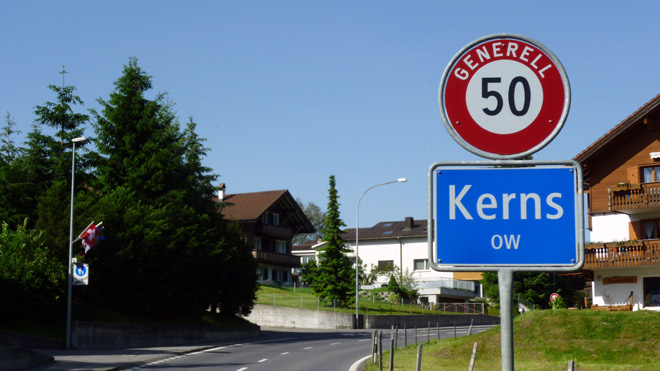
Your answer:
[429,161,583,269]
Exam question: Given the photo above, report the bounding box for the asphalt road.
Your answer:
[127,325,494,371]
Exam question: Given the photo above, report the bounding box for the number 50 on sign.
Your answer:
[439,34,570,159]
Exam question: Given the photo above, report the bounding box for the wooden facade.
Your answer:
[576,94,660,270]
[220,188,315,284]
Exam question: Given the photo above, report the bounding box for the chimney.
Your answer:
[404,217,414,231]
[218,183,226,201]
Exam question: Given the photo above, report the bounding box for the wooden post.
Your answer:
[379,331,383,371]
[468,318,474,336]
[437,322,440,340]
[394,325,398,347]
[414,325,418,344]
[371,331,377,364]
[404,323,407,346]
[415,344,423,371]
[454,321,456,338]
[469,342,478,371]
[389,338,394,371]
[427,321,431,343]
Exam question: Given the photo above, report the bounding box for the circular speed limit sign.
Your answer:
[439,34,570,159]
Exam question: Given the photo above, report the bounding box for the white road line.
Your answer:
[258,358,268,363]
[236,368,248,371]
[358,339,371,342]
[330,342,341,345]
[303,346,313,350]
[281,352,289,355]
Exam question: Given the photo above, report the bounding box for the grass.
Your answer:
[365,309,660,370]
[256,285,485,315]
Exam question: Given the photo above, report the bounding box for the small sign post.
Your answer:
[432,34,581,371]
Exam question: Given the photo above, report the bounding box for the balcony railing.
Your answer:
[252,250,301,268]
[609,183,660,211]
[584,240,660,269]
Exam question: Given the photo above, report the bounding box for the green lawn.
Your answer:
[365,309,660,370]
[256,285,487,315]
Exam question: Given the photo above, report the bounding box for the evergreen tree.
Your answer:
[88,58,256,317]
[32,72,92,255]
[310,175,355,307]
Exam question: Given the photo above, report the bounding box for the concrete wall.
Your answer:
[244,304,355,329]
[244,304,500,330]
[72,321,260,349]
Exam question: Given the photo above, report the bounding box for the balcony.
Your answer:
[584,240,660,270]
[609,182,660,211]
[415,278,480,299]
[252,250,301,268]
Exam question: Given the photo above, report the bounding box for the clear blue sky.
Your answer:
[2,1,659,230]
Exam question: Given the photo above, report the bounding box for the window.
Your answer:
[276,240,287,254]
[643,276,660,307]
[378,260,394,270]
[641,166,660,183]
[261,212,280,226]
[254,237,262,250]
[413,259,428,271]
[641,219,660,239]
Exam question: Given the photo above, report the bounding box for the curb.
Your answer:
[349,354,371,371]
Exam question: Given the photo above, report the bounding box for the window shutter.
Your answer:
[628,167,639,184]
[629,221,641,240]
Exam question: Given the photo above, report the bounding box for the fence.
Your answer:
[255,293,485,315]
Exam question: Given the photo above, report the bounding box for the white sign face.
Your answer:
[465,60,544,135]
[439,34,571,159]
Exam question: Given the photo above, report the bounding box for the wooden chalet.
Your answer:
[218,185,315,286]
[574,93,660,310]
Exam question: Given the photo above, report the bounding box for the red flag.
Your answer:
[81,224,97,254]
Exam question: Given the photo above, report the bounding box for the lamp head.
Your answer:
[71,136,88,145]
[397,178,407,182]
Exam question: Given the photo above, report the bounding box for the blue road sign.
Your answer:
[434,166,579,266]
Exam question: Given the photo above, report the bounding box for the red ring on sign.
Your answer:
[441,36,569,157]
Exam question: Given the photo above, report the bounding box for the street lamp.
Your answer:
[66,136,87,349]
[355,178,406,327]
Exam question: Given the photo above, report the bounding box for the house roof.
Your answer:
[574,93,660,172]
[220,190,315,233]
[342,217,427,241]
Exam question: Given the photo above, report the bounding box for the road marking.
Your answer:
[236,368,248,371]
[358,339,371,342]
[281,352,289,355]
[304,346,313,350]
[330,342,341,345]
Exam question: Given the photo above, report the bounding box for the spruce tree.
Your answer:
[88,58,256,317]
[311,175,355,307]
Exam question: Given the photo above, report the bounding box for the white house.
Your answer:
[574,93,660,311]
[294,217,483,304]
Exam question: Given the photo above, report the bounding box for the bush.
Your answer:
[0,220,65,318]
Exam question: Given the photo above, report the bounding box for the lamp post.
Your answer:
[355,178,406,327]
[66,136,87,349]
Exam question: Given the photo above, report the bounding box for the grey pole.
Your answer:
[66,137,87,349]
[498,268,515,371]
[355,178,406,327]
